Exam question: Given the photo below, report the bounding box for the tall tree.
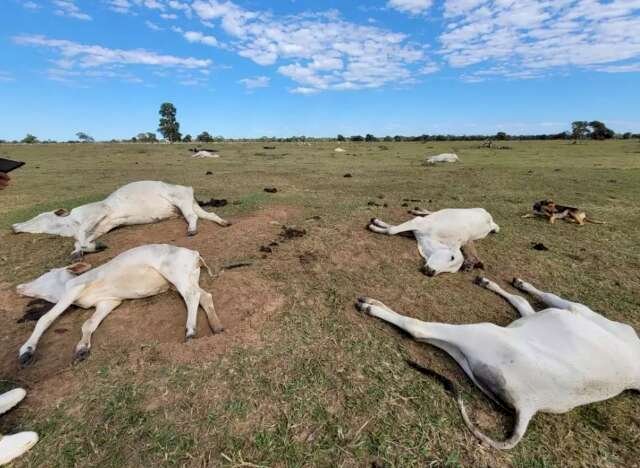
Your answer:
[158,102,182,143]
[588,121,614,140]
[76,132,94,143]
[571,121,590,142]
[196,131,213,142]
[21,134,38,144]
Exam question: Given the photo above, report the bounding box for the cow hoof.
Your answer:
[512,278,525,290]
[94,242,108,252]
[212,326,225,334]
[185,331,196,341]
[355,297,371,314]
[19,349,34,367]
[73,347,90,362]
[222,221,232,227]
[70,251,84,262]
[474,276,489,287]
[187,230,197,237]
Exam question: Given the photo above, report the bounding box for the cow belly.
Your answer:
[76,267,170,306]
[109,198,178,226]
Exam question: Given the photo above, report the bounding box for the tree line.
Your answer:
[2,102,637,143]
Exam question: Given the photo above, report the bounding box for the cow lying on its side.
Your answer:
[16,244,224,365]
[357,277,640,449]
[12,181,231,259]
[368,208,499,276]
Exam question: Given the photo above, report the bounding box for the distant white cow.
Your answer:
[334,147,346,153]
[192,150,220,158]
[368,208,499,276]
[357,277,640,449]
[16,244,224,365]
[0,389,38,465]
[12,181,230,258]
[426,153,459,164]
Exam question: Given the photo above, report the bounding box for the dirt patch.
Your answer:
[0,206,296,406]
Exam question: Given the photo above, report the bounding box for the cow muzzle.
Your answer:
[421,265,437,277]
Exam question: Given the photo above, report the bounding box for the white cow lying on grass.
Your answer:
[368,208,499,276]
[16,244,224,365]
[0,389,38,465]
[357,277,640,449]
[12,181,230,259]
[426,153,459,164]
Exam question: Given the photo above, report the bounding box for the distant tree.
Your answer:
[495,131,508,140]
[158,102,182,143]
[350,135,364,142]
[196,131,214,142]
[365,134,378,142]
[136,132,158,142]
[588,121,614,140]
[183,134,192,143]
[383,135,393,142]
[337,134,346,142]
[21,134,38,144]
[393,135,403,142]
[571,121,590,142]
[622,132,632,139]
[76,132,94,143]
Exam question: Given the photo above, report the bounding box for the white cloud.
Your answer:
[439,0,640,79]
[145,20,163,31]
[596,62,640,73]
[14,34,211,85]
[387,0,433,15]
[106,0,133,13]
[0,71,14,82]
[238,75,270,89]
[160,13,178,19]
[183,30,218,46]
[53,0,91,20]
[189,0,431,93]
[23,1,40,10]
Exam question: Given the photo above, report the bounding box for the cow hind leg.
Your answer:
[475,277,535,317]
[199,289,224,334]
[192,202,231,227]
[74,300,121,361]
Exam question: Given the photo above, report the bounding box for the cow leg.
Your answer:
[475,277,535,317]
[19,285,85,365]
[368,218,422,236]
[192,202,231,227]
[409,208,433,217]
[511,279,577,311]
[74,300,121,361]
[199,289,224,334]
[461,241,483,271]
[172,200,200,236]
[356,297,462,342]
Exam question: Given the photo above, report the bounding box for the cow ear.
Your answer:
[66,262,92,275]
[54,208,70,217]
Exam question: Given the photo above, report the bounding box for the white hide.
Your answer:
[368,208,499,276]
[16,244,224,364]
[334,147,346,153]
[357,278,640,449]
[0,389,38,465]
[12,181,230,257]
[426,153,459,164]
[192,150,220,158]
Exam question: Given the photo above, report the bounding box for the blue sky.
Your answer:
[1,0,639,140]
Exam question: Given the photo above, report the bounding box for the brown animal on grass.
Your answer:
[523,200,605,225]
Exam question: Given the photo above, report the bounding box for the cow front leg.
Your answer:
[511,279,579,311]
[474,277,535,317]
[74,300,121,361]
[19,285,85,365]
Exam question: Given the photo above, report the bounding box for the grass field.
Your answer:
[1,140,639,467]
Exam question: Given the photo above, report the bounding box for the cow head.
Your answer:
[12,208,75,236]
[422,247,465,276]
[16,262,92,302]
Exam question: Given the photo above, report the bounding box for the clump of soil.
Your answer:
[264,187,278,193]
[299,251,317,265]
[367,201,388,208]
[343,173,353,178]
[532,242,549,251]
[206,171,213,175]
[280,226,306,240]
[197,198,228,208]
[263,146,276,150]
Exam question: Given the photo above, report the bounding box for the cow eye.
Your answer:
[450,255,455,261]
